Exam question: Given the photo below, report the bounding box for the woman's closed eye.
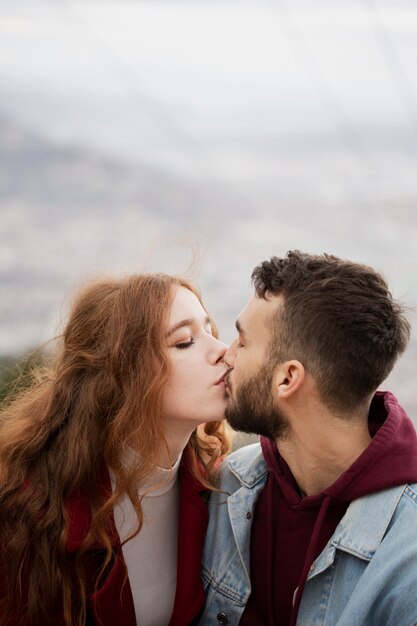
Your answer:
[175,339,195,349]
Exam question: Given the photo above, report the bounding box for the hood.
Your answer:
[262,390,417,509]
[262,390,417,626]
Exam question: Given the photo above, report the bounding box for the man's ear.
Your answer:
[273,360,305,399]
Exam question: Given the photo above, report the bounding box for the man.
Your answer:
[199,251,417,626]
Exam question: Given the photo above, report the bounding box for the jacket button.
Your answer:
[245,511,252,519]
[217,613,229,624]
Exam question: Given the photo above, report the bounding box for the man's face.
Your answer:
[224,293,290,439]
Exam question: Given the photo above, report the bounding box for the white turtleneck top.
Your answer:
[111,453,182,626]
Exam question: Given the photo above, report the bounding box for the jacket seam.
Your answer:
[329,484,407,560]
[404,484,417,505]
[201,566,247,605]
[330,542,373,561]
[228,464,269,489]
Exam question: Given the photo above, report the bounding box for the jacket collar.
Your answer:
[65,448,207,553]
[228,443,268,488]
[66,464,116,552]
[331,484,407,557]
[169,449,209,626]
[77,449,208,626]
[221,445,269,597]
[227,446,415,583]
[310,484,410,580]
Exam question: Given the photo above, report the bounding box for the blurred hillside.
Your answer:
[1,120,417,421]
[0,352,46,407]
[0,116,234,219]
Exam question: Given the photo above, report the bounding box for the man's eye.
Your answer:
[175,340,195,349]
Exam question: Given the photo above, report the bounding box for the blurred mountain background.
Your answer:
[1,0,417,424]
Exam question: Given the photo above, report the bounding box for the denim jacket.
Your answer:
[199,443,417,626]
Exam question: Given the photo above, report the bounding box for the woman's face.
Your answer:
[162,286,228,426]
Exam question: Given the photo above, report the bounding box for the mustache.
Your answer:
[224,367,234,385]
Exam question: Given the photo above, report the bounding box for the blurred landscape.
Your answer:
[1,0,417,425]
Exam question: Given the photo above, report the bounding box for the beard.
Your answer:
[225,362,289,439]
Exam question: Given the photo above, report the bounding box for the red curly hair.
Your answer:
[0,274,230,626]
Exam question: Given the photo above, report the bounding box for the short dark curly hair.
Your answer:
[252,250,410,413]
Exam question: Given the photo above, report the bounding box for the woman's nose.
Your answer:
[212,338,228,364]
[223,338,238,368]
[218,340,229,363]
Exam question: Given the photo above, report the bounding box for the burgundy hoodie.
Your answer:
[239,391,417,626]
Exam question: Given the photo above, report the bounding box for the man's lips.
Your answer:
[215,368,233,388]
[215,368,232,385]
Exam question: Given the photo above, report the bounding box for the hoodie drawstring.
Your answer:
[289,494,332,626]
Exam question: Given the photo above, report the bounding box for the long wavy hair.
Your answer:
[0,274,230,626]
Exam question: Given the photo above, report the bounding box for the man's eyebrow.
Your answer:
[236,319,246,337]
[166,316,211,337]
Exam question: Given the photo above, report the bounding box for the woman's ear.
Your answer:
[273,360,305,399]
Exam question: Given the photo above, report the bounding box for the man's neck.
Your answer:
[276,412,372,497]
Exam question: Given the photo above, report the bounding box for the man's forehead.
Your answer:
[238,292,282,331]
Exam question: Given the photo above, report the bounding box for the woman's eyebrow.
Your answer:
[166,316,211,337]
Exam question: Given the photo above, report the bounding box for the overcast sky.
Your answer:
[1,0,417,172]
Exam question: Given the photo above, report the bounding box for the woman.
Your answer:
[0,274,230,626]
